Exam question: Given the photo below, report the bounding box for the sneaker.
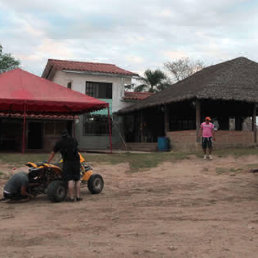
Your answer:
[76,197,83,201]
[203,155,207,160]
[209,155,213,160]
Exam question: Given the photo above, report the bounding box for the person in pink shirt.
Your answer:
[200,116,215,160]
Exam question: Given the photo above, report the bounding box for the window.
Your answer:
[67,82,72,89]
[83,114,111,135]
[85,81,112,99]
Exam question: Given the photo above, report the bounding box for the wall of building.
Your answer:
[52,71,132,149]
[167,130,255,151]
[37,120,68,152]
[52,71,132,112]
[43,135,60,151]
[74,117,108,150]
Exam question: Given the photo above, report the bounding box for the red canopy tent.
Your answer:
[0,68,112,153]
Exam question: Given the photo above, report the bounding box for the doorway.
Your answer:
[28,122,43,149]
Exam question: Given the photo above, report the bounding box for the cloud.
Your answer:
[0,0,258,76]
[163,51,188,60]
[126,56,144,64]
[37,39,74,58]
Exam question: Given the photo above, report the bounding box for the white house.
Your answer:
[42,59,138,150]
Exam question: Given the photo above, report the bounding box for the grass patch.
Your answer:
[215,147,258,158]
[0,171,9,179]
[229,168,242,173]
[0,151,191,172]
[216,167,243,174]
[216,167,228,174]
[86,151,191,172]
[0,153,49,166]
[246,163,258,168]
[1,147,257,172]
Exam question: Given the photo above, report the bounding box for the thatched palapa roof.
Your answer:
[118,57,258,114]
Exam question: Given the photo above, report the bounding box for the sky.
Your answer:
[0,0,257,76]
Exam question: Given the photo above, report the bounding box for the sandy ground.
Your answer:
[1,155,258,257]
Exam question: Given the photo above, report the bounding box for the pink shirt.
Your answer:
[201,122,214,138]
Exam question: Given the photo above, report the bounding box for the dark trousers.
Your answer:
[3,192,26,200]
[202,137,213,149]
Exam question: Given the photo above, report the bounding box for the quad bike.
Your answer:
[26,153,104,202]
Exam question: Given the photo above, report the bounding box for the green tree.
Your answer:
[134,69,168,93]
[164,57,204,83]
[124,83,136,91]
[0,44,20,74]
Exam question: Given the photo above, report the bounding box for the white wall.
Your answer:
[52,71,132,112]
[51,70,133,149]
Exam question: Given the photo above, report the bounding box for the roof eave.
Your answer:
[62,69,138,78]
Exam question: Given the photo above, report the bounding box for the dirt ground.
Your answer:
[1,155,258,258]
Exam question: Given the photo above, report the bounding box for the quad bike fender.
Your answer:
[26,162,42,168]
[81,170,93,182]
[44,164,62,174]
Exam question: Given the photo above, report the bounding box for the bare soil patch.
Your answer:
[1,155,258,257]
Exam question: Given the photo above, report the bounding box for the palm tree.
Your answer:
[134,69,168,93]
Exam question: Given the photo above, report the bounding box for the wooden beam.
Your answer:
[253,103,257,143]
[140,110,144,142]
[196,99,201,143]
[164,105,169,136]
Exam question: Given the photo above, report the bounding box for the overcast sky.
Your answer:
[0,0,257,76]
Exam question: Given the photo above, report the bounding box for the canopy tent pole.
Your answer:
[22,103,27,153]
[107,105,112,154]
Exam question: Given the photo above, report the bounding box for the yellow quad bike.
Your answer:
[26,153,104,202]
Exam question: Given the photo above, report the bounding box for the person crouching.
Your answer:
[3,171,34,201]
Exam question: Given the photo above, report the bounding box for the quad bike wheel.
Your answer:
[47,180,67,202]
[88,174,104,194]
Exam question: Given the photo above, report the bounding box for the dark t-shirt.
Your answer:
[53,136,80,181]
[4,172,29,194]
[53,136,79,161]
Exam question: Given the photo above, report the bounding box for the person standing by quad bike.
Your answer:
[48,130,82,202]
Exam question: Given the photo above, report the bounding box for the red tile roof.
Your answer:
[42,59,138,79]
[123,91,154,101]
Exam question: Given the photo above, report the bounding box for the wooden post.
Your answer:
[22,104,27,153]
[253,103,257,143]
[140,110,144,142]
[196,99,201,143]
[164,105,169,136]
